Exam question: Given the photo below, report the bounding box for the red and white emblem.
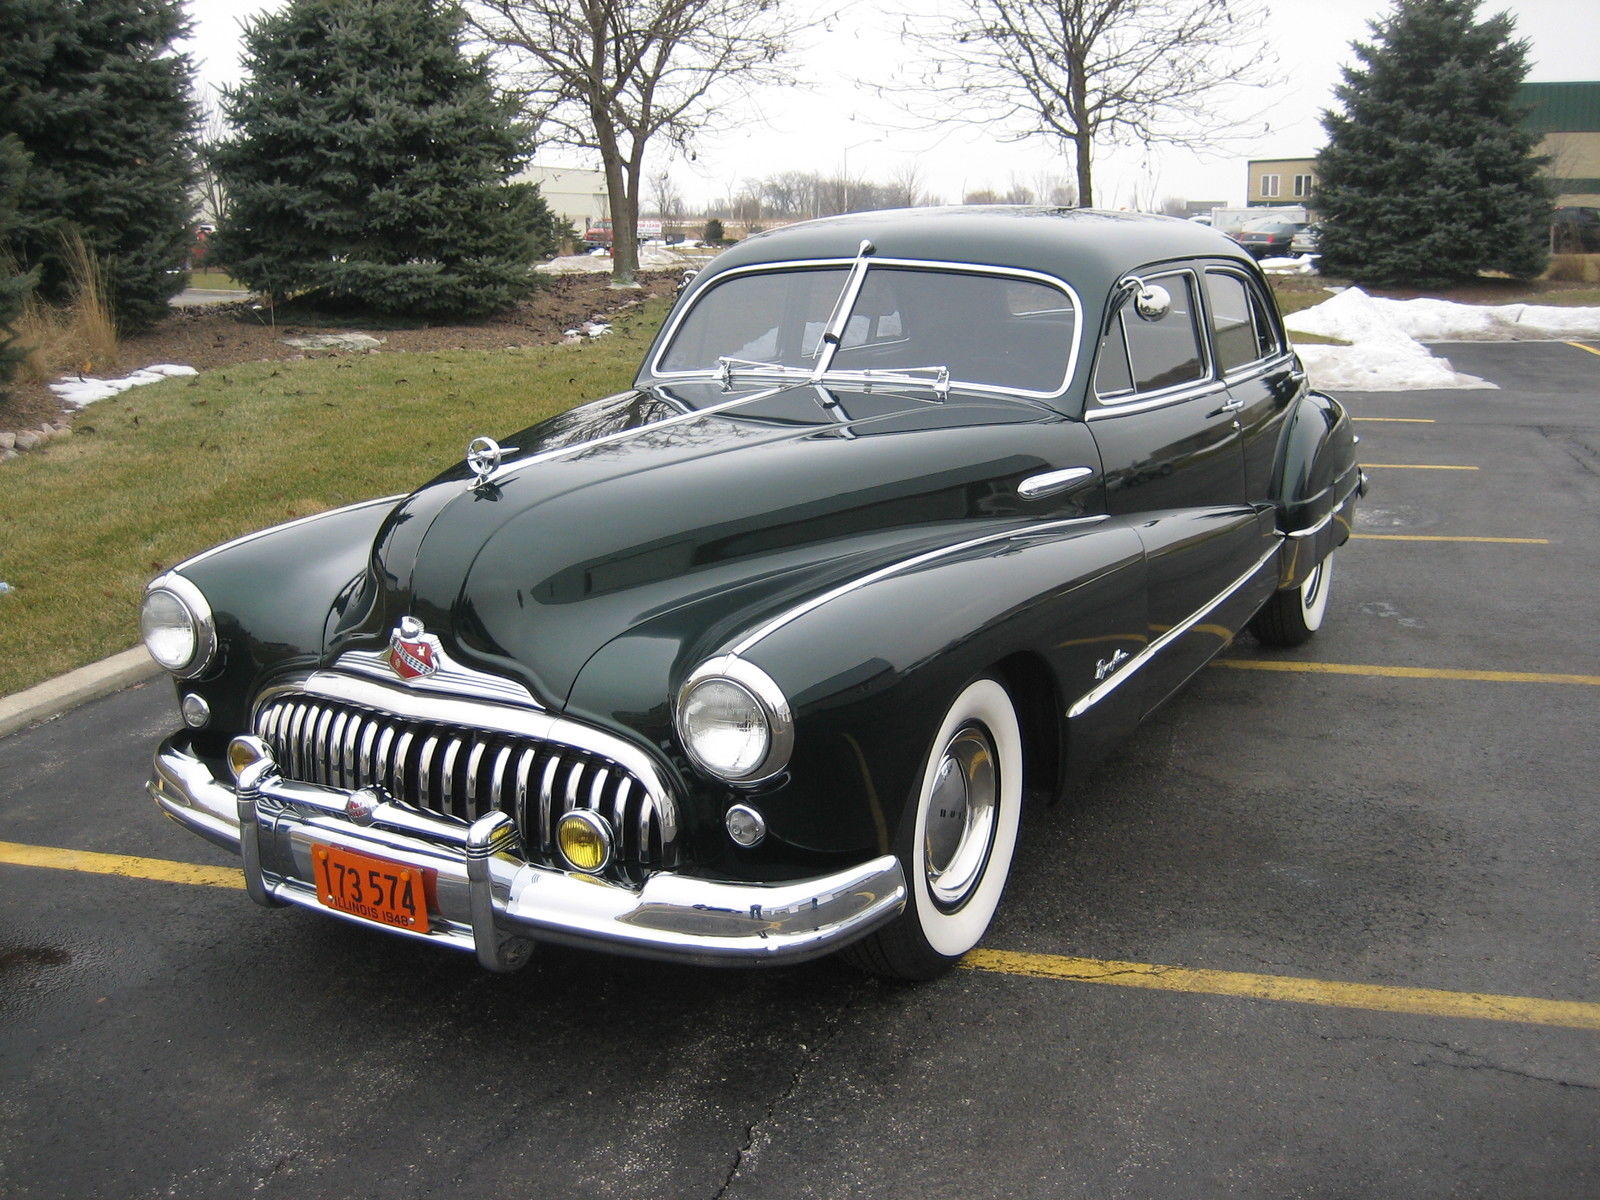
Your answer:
[387,618,438,680]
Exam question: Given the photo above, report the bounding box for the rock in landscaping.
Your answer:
[14,431,40,451]
[0,432,14,451]
[281,333,386,352]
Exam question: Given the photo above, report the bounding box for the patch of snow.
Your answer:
[1259,255,1318,275]
[537,246,693,275]
[1285,289,1494,391]
[1288,286,1600,343]
[49,363,198,408]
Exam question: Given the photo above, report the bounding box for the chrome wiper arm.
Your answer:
[818,364,951,402]
[716,356,812,388]
[810,239,876,381]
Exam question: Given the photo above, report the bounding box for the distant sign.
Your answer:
[583,219,663,244]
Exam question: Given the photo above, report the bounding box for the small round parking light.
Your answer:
[180,692,210,729]
[556,811,613,873]
[724,804,767,848]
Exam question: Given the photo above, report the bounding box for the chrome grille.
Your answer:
[254,693,669,869]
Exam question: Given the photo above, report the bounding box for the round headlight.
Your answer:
[675,656,793,783]
[140,574,216,678]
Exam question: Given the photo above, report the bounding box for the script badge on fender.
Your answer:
[387,616,439,680]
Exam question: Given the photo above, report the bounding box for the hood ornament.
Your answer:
[466,436,517,490]
[388,616,440,680]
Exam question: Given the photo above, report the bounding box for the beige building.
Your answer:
[1246,158,1318,207]
[516,164,610,230]
[1520,83,1600,206]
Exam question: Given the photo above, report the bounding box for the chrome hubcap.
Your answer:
[924,724,999,911]
[1302,562,1324,607]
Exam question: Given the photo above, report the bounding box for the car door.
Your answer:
[1202,265,1304,551]
[1085,266,1261,713]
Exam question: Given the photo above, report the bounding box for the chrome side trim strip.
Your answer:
[728,515,1108,657]
[1067,541,1281,719]
[176,495,404,572]
[1286,476,1363,539]
[1088,378,1229,419]
[480,384,792,488]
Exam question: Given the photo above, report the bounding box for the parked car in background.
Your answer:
[1235,218,1309,259]
[1550,207,1600,253]
[1289,223,1321,257]
[143,207,1362,982]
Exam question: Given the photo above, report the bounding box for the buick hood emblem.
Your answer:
[388,617,439,680]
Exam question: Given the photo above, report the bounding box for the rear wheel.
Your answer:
[845,677,1023,981]
[1251,552,1333,647]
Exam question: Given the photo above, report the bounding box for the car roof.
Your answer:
[703,206,1258,299]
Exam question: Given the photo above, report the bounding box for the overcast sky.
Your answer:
[181,0,1599,211]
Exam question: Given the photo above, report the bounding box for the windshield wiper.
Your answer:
[817,364,951,402]
[716,356,813,388]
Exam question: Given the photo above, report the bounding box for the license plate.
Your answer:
[312,844,432,933]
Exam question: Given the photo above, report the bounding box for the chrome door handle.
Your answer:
[1018,466,1096,499]
[1207,396,1245,418]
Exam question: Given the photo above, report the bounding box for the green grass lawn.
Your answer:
[0,296,674,698]
[187,270,249,291]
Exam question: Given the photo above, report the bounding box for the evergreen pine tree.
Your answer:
[213,0,553,318]
[1,135,41,406]
[0,0,197,332]
[1315,0,1552,287]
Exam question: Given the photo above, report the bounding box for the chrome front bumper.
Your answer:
[149,735,906,970]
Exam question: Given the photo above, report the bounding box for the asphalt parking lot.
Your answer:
[2,341,1597,1199]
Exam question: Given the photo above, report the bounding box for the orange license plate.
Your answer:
[312,844,432,933]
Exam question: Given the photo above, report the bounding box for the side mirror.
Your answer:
[1132,282,1171,321]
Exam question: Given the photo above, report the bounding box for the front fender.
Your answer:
[160,496,402,747]
[565,516,1147,878]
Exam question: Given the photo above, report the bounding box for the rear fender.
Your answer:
[1272,388,1362,589]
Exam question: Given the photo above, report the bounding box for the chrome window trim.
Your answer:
[1086,378,1229,420]
[1203,266,1289,380]
[1067,541,1281,719]
[250,672,679,851]
[1091,267,1211,411]
[648,256,1086,401]
[729,515,1107,657]
[176,495,404,572]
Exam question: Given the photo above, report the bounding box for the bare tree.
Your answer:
[470,0,805,285]
[195,86,230,228]
[649,169,683,222]
[898,0,1276,207]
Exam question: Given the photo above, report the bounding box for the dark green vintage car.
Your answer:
[143,207,1362,980]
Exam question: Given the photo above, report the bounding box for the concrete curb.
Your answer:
[0,647,164,739]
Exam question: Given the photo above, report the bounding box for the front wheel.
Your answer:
[1250,552,1334,647]
[845,677,1023,981]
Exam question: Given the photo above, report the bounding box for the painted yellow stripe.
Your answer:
[6,837,1596,1032]
[1350,533,1550,544]
[1362,463,1479,470]
[1214,659,1600,686]
[960,949,1600,1032]
[0,840,245,889]
[1352,417,1436,423]
[1566,341,1600,358]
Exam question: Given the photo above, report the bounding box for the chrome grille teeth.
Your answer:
[253,695,668,873]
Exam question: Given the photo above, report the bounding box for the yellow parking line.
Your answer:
[1350,534,1550,544]
[1566,341,1600,358]
[1214,660,1600,686]
[1352,417,1436,423]
[0,840,244,889]
[6,836,1594,1033]
[1362,463,1479,470]
[961,949,1600,1032]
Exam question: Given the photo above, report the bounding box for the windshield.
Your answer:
[655,262,1079,397]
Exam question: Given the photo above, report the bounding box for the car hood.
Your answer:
[338,380,1068,706]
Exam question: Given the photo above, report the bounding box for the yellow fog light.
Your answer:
[227,735,272,782]
[556,811,613,873]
